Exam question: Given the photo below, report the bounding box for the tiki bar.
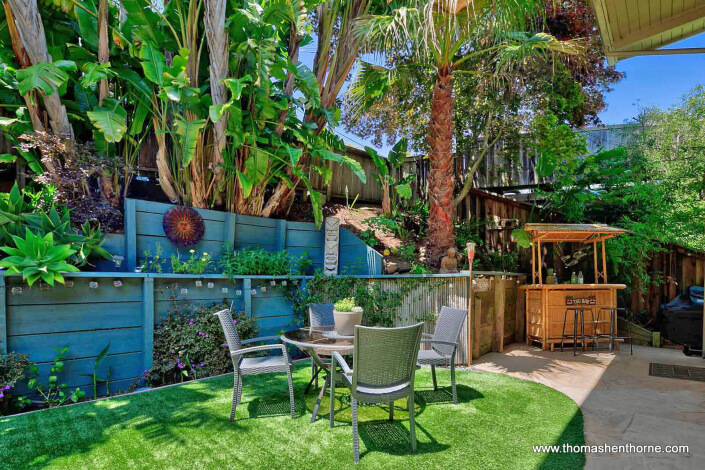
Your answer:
[521,223,628,351]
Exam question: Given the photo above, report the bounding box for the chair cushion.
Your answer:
[417,349,449,366]
[239,355,291,373]
[341,373,410,395]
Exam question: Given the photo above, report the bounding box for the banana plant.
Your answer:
[0,229,79,286]
[79,342,111,398]
[365,138,412,215]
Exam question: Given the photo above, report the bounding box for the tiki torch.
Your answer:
[466,242,476,366]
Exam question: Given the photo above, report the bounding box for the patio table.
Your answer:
[281,326,354,423]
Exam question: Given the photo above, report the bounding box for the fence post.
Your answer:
[0,276,6,354]
[492,275,505,353]
[224,212,237,248]
[275,219,287,251]
[515,276,526,343]
[142,276,155,371]
[243,278,252,316]
[125,198,137,271]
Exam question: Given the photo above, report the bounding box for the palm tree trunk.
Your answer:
[427,68,456,264]
[204,0,228,204]
[7,0,74,140]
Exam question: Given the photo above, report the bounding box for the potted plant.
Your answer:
[333,298,363,336]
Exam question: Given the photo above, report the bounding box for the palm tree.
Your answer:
[351,0,581,262]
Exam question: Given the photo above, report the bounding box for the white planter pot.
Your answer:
[333,310,363,336]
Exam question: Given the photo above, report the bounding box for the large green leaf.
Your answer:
[387,138,408,168]
[315,149,367,183]
[113,68,153,99]
[244,148,270,186]
[174,117,207,168]
[139,43,166,86]
[121,0,163,46]
[365,145,388,177]
[87,99,128,142]
[394,183,412,199]
[16,63,69,96]
[222,75,251,100]
[75,0,99,51]
[80,62,115,88]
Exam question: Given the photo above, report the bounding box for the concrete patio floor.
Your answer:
[471,343,705,470]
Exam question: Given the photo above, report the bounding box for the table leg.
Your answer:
[305,366,322,395]
[310,374,330,423]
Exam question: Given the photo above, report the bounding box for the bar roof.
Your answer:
[524,223,628,243]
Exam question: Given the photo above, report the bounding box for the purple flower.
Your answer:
[199,363,204,367]
[170,349,175,354]
[177,363,185,369]
[198,331,203,336]
[233,320,238,325]
[205,334,209,338]
[0,392,4,399]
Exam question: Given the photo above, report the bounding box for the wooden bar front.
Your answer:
[522,284,626,351]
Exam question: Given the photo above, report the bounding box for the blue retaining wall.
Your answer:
[1,273,302,398]
[0,200,382,398]
[119,198,381,275]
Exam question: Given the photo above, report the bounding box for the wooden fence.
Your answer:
[630,243,705,318]
[322,272,527,365]
[1,271,527,397]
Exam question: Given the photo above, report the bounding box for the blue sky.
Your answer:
[598,33,705,124]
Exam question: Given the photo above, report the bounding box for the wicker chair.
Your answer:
[307,303,335,392]
[213,308,295,421]
[417,306,467,404]
[329,323,424,463]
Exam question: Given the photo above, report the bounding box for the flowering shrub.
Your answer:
[144,303,258,387]
[171,250,214,274]
[0,352,32,415]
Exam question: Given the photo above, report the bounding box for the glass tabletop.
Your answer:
[281,326,354,351]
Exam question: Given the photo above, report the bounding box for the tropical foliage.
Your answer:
[0,0,370,226]
[346,0,584,261]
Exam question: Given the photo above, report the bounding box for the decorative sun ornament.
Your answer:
[162,206,205,248]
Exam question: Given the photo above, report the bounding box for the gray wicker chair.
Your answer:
[307,303,335,392]
[213,308,295,421]
[329,323,424,463]
[417,306,467,404]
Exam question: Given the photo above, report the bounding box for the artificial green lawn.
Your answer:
[0,363,584,470]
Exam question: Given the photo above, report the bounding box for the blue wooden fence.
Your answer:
[0,200,383,398]
[119,198,381,275]
[1,272,301,398]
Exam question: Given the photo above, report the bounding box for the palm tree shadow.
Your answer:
[414,384,483,406]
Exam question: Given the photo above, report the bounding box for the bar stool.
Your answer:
[598,307,633,355]
[560,307,594,355]
[591,307,615,353]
